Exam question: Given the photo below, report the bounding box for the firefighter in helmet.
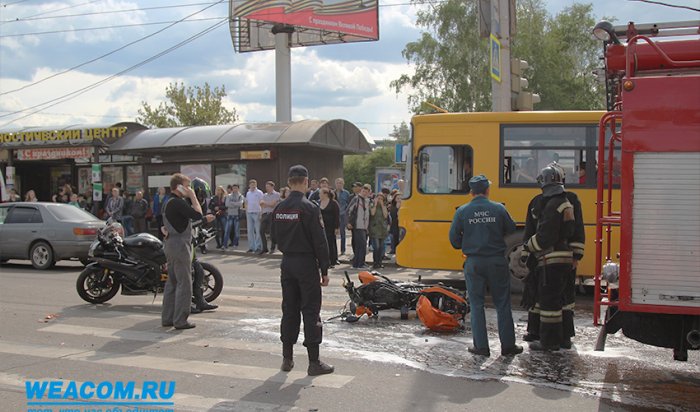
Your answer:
[521,163,580,351]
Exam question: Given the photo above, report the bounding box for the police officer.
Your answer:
[522,162,584,349]
[449,175,523,357]
[521,164,577,351]
[271,165,334,376]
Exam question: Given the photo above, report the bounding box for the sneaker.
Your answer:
[308,360,334,376]
[528,342,559,352]
[281,358,294,372]
[246,249,253,253]
[501,345,524,356]
[523,333,540,342]
[468,346,490,357]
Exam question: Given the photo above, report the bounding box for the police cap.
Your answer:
[288,164,309,178]
[468,174,491,194]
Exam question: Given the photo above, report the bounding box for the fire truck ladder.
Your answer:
[594,111,621,330]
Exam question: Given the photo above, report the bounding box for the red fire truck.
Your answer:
[592,20,700,361]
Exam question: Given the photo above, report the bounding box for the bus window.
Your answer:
[417,145,472,194]
[501,125,588,186]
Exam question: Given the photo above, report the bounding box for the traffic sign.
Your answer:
[490,33,501,82]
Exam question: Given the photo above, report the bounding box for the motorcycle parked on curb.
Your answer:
[76,220,223,304]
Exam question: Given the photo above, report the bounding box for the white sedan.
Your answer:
[0,202,105,269]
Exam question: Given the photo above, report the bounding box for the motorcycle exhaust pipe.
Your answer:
[687,330,700,349]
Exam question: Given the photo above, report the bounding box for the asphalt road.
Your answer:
[0,253,698,412]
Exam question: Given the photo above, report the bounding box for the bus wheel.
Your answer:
[505,233,526,294]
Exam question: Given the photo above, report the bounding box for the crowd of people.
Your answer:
[5,175,404,267]
[204,176,404,270]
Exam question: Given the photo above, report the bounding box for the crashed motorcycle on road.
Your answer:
[340,271,469,332]
[76,220,223,305]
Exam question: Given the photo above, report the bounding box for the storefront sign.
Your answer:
[16,146,93,161]
[0,126,128,148]
[240,150,271,160]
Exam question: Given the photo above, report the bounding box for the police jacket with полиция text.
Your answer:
[270,191,330,274]
[523,192,579,266]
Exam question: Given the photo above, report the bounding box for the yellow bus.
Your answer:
[396,111,620,289]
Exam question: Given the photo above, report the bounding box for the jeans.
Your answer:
[223,215,239,247]
[464,255,516,350]
[246,212,262,252]
[370,237,385,267]
[351,229,367,268]
[214,215,227,248]
[338,212,347,254]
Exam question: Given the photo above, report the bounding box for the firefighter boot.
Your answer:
[529,341,560,352]
[560,338,573,350]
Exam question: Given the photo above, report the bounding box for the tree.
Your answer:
[390,0,491,113]
[389,121,410,144]
[343,147,395,189]
[136,82,238,128]
[392,0,604,113]
[513,1,604,110]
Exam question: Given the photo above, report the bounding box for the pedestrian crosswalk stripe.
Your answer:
[39,324,189,343]
[0,372,293,412]
[0,340,354,389]
[215,293,348,307]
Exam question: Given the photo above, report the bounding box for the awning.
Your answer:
[107,119,371,155]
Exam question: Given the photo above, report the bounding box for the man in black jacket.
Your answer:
[131,190,149,234]
[271,165,333,376]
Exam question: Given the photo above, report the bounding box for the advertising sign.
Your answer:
[16,146,93,161]
[233,0,378,38]
[232,0,379,51]
[394,144,408,164]
[92,164,102,183]
[93,183,103,202]
[375,167,404,194]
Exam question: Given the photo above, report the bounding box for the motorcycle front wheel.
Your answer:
[198,262,223,303]
[76,266,121,304]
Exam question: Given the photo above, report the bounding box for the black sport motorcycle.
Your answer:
[76,220,223,304]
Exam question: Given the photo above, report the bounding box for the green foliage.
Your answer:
[390,0,491,113]
[136,82,238,128]
[392,0,605,112]
[389,121,410,144]
[513,1,604,110]
[343,147,395,189]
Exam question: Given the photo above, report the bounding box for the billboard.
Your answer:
[231,0,379,52]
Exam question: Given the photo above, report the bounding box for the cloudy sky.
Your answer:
[0,0,697,138]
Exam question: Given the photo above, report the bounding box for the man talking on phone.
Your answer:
[161,173,214,330]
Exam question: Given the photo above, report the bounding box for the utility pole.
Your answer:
[490,0,512,112]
